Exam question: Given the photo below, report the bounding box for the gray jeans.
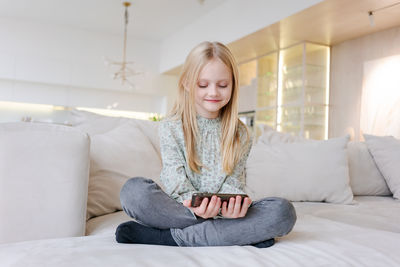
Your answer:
[120,177,297,247]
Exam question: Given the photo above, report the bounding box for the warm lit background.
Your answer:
[1,0,399,139]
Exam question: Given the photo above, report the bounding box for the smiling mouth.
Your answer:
[205,99,221,102]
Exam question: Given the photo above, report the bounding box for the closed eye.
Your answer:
[198,82,208,88]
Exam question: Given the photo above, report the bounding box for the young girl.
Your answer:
[115,41,296,247]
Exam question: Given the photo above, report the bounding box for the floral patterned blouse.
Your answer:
[159,114,253,203]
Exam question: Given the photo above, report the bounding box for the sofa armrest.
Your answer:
[0,122,90,244]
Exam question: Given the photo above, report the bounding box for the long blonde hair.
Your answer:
[168,41,250,175]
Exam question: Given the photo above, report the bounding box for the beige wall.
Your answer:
[329,25,400,140]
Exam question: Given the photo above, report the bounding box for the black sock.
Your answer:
[115,220,178,246]
[251,238,275,248]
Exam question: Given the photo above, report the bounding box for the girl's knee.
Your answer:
[120,177,155,207]
[257,197,297,236]
[274,198,297,235]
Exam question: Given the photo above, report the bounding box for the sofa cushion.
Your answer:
[67,109,163,220]
[69,109,160,155]
[255,126,390,196]
[246,135,353,203]
[347,141,391,196]
[87,121,162,220]
[364,134,400,199]
[0,122,90,244]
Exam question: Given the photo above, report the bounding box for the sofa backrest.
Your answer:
[0,122,90,244]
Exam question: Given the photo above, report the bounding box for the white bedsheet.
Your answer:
[1,197,400,267]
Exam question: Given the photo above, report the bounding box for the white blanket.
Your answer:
[1,197,400,267]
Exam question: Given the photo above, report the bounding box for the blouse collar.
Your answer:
[196,114,221,128]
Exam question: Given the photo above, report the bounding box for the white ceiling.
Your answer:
[0,0,227,41]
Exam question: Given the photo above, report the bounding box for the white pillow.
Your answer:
[69,109,160,155]
[347,141,391,196]
[364,134,400,199]
[87,121,163,220]
[246,135,353,203]
[256,127,390,196]
[69,109,135,135]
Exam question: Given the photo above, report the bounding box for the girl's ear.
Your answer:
[182,79,190,92]
[183,84,190,92]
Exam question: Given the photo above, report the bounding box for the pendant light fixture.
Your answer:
[105,1,141,89]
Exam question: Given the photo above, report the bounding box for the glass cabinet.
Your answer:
[254,52,278,137]
[239,42,329,140]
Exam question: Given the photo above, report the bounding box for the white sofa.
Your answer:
[1,110,400,267]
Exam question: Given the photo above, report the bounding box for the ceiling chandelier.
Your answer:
[105,1,141,89]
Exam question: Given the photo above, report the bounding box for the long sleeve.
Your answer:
[218,125,253,194]
[159,120,198,203]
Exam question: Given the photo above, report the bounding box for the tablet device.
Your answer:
[191,193,248,207]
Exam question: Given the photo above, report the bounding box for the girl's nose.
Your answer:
[208,84,218,96]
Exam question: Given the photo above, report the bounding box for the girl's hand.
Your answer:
[183,195,222,219]
[221,196,252,218]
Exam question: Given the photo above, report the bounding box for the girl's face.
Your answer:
[194,58,233,119]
